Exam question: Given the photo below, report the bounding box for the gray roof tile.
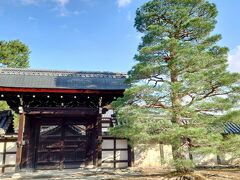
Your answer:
[224,122,240,134]
[0,68,127,90]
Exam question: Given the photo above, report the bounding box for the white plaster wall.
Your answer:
[102,128,109,134]
[102,123,110,127]
[116,150,128,161]
[5,154,16,165]
[0,141,16,173]
[116,162,128,168]
[134,144,175,167]
[4,167,15,173]
[101,163,114,168]
[0,142,4,153]
[163,144,173,164]
[192,153,218,166]
[220,153,240,165]
[133,144,227,167]
[6,142,16,152]
[0,142,16,166]
[116,140,128,149]
[0,154,3,165]
[101,134,240,168]
[102,151,114,161]
[102,140,114,149]
[134,144,162,167]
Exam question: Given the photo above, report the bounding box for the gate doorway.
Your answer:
[33,116,97,170]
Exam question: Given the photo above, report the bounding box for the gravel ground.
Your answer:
[0,168,240,180]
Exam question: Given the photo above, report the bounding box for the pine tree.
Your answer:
[0,39,30,68]
[0,39,30,130]
[111,0,240,172]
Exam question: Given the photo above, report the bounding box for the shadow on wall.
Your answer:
[134,144,173,168]
[133,143,240,168]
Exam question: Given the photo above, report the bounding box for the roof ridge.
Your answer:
[0,68,127,77]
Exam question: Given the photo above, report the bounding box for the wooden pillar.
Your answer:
[32,119,40,169]
[1,140,7,173]
[113,138,116,168]
[92,122,96,166]
[96,113,102,166]
[15,112,25,171]
[96,97,103,167]
[25,115,33,171]
[127,144,132,167]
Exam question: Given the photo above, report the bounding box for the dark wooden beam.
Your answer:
[1,141,7,173]
[0,87,124,95]
[102,148,128,151]
[24,107,98,117]
[96,112,102,167]
[15,113,25,172]
[113,138,116,168]
[101,160,129,163]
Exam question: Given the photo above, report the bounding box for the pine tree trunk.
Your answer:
[170,62,181,124]
[170,63,193,172]
[172,141,193,173]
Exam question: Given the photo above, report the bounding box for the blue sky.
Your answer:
[0,0,239,73]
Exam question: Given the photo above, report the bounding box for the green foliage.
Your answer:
[13,113,19,132]
[0,101,9,111]
[0,39,30,131]
[0,39,30,68]
[173,159,194,173]
[111,0,240,172]
[219,135,240,158]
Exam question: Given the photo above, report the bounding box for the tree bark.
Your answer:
[170,61,193,173]
[170,62,181,124]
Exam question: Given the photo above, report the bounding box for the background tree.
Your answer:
[111,0,240,172]
[0,39,30,130]
[0,39,30,68]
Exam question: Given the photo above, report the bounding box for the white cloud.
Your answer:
[20,0,69,7]
[117,0,133,7]
[53,0,85,16]
[28,16,37,21]
[54,0,70,16]
[18,0,85,17]
[55,0,69,7]
[228,45,240,73]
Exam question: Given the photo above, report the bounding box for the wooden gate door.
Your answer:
[36,118,87,169]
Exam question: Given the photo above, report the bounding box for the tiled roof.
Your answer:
[211,122,240,135]
[224,122,240,134]
[0,68,127,90]
[0,110,14,135]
